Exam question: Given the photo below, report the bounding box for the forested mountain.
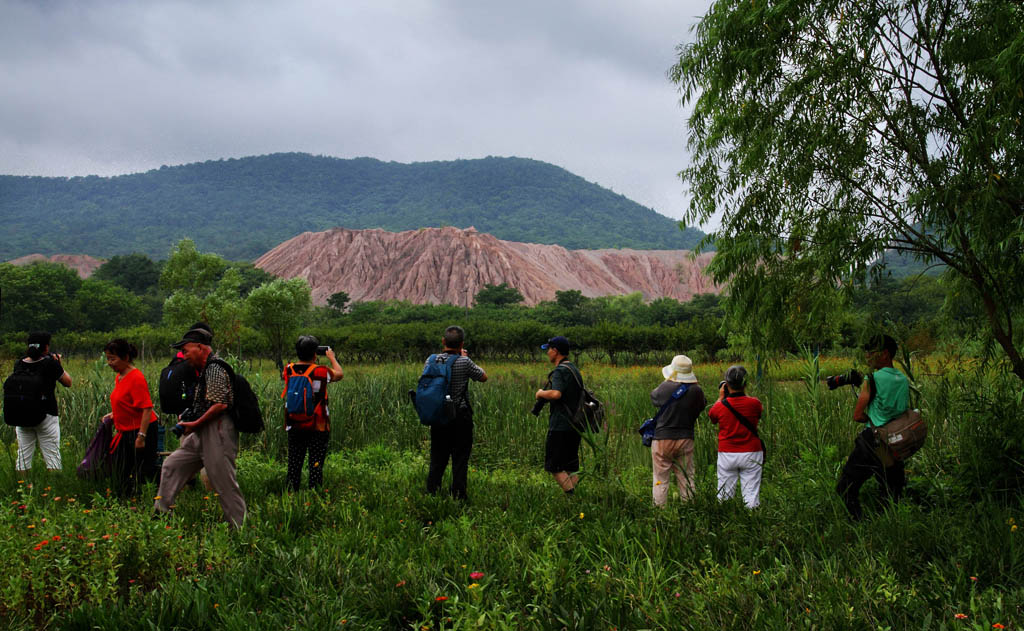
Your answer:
[0,153,705,260]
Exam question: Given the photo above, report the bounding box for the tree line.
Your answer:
[0,239,975,365]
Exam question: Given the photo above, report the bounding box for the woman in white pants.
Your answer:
[708,366,764,508]
[11,332,72,471]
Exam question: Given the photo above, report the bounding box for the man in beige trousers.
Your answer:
[154,327,246,528]
[649,355,706,506]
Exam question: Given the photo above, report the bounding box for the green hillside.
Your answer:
[0,153,705,260]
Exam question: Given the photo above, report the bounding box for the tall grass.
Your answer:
[1,355,1022,629]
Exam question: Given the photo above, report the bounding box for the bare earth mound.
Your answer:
[255,227,719,307]
[7,253,105,279]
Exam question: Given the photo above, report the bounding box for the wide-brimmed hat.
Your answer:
[171,327,213,349]
[662,355,697,383]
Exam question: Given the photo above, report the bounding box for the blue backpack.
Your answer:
[413,354,458,426]
[282,363,319,424]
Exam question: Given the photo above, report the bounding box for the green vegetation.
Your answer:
[0,154,707,261]
[1,356,1022,629]
[671,0,1024,379]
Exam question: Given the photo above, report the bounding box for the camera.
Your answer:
[317,345,331,355]
[530,398,547,416]
[719,380,727,389]
[826,369,864,390]
[171,423,186,438]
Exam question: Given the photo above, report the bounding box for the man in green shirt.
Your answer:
[534,336,583,494]
[836,334,909,520]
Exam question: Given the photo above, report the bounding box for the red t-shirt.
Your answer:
[709,395,763,452]
[110,368,158,431]
[281,363,331,432]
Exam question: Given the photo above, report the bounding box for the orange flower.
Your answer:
[992,624,1005,629]
[955,613,968,620]
[435,596,448,602]
[395,580,406,587]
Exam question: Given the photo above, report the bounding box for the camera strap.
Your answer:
[721,398,766,457]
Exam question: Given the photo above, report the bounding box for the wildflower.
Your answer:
[467,583,479,589]
[102,534,111,540]
[470,572,484,580]
[39,539,49,547]
[87,542,95,548]
[82,509,91,514]
[18,480,23,484]
[154,496,162,500]
[203,496,210,500]
[1013,525,1018,532]
[970,576,978,582]
[395,580,407,587]
[674,593,680,598]
[27,524,35,529]
[214,603,219,609]
[51,535,60,542]
[753,570,761,575]
[955,613,968,619]
[435,596,448,602]
[992,624,1004,629]
[579,512,585,519]
[655,481,662,485]
[33,545,42,551]
[603,565,611,572]
[66,498,75,503]
[54,497,61,501]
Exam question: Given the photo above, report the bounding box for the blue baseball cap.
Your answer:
[541,336,570,355]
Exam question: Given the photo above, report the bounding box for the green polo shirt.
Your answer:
[867,367,909,427]
[548,361,582,433]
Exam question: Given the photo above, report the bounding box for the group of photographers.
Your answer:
[8,325,909,525]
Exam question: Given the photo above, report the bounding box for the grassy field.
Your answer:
[1,354,1022,629]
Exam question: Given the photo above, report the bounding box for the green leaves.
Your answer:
[672,0,1024,376]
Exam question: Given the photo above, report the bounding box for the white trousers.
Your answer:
[716,450,763,508]
[16,414,62,471]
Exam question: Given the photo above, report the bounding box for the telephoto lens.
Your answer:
[531,399,547,416]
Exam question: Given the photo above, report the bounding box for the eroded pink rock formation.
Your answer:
[255,226,720,307]
[7,254,105,279]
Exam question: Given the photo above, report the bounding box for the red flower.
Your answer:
[395,580,407,587]
[435,596,448,602]
[51,535,60,542]
[955,613,968,620]
[469,572,485,580]
[992,624,1005,629]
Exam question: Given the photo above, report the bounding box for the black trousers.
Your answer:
[426,409,473,500]
[110,423,159,497]
[836,427,906,520]
[287,430,330,491]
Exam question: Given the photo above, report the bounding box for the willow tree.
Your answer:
[671,0,1024,377]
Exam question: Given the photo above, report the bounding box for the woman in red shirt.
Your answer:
[708,365,765,508]
[103,339,159,496]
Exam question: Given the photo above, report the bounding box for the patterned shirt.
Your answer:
[193,355,233,419]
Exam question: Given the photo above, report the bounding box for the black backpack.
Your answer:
[206,358,264,434]
[3,361,49,427]
[560,362,605,434]
[159,357,198,416]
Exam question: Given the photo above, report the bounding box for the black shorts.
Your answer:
[544,430,582,473]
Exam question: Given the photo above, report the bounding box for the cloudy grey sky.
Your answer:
[1,0,713,224]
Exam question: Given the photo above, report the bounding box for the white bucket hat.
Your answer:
[662,355,697,383]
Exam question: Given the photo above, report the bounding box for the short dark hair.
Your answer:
[27,331,51,360]
[104,339,139,361]
[443,326,465,349]
[725,365,747,389]
[864,334,898,358]
[295,335,319,361]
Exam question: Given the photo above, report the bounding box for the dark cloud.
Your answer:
[0,0,712,222]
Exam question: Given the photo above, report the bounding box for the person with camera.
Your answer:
[708,365,764,508]
[9,331,72,472]
[282,335,343,491]
[423,326,487,501]
[154,327,246,528]
[649,355,706,506]
[102,339,159,495]
[534,335,584,495]
[834,334,909,520]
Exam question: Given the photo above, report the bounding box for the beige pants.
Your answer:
[154,414,246,528]
[651,438,695,506]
